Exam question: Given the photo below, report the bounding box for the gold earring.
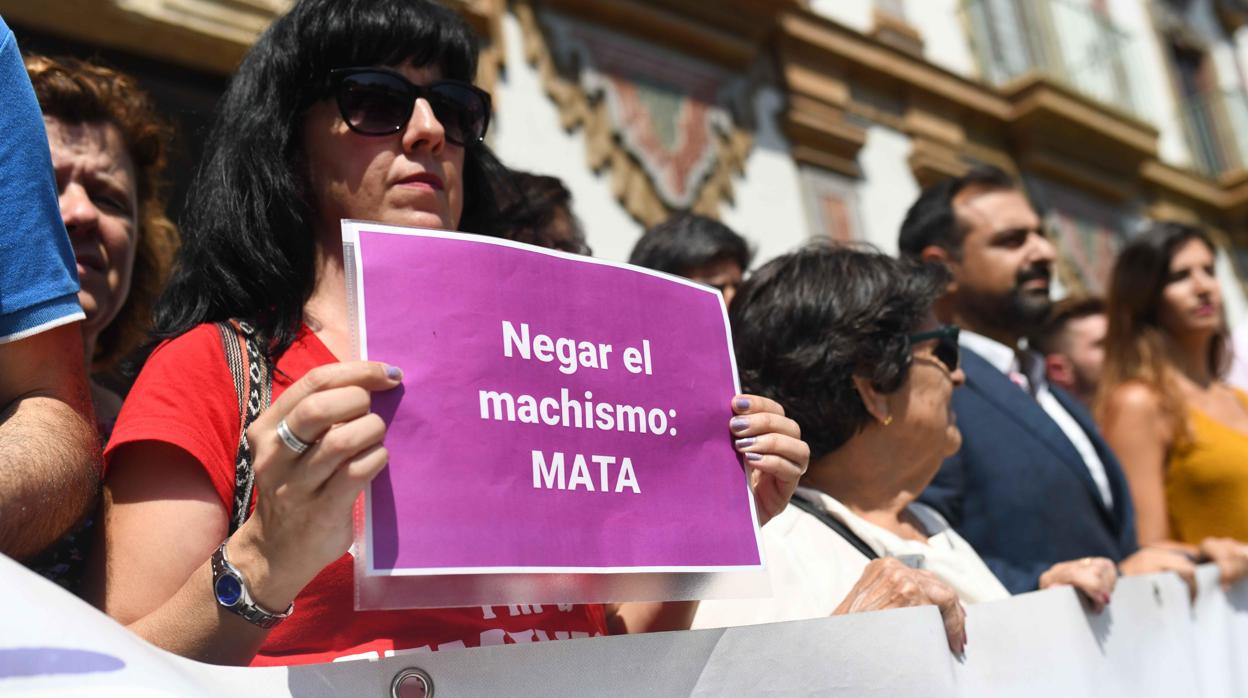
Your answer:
[882,415,894,426]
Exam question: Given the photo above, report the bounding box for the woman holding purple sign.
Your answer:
[85,0,808,666]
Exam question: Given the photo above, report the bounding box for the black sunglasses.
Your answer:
[329,67,492,146]
[908,325,960,373]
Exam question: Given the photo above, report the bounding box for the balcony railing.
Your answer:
[964,0,1139,117]
[1179,88,1248,179]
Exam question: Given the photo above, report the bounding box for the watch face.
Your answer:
[215,573,244,607]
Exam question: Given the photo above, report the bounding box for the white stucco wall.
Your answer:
[807,0,875,33]
[727,113,925,264]
[1218,251,1248,331]
[719,86,810,266]
[491,11,643,262]
[855,125,919,256]
[905,0,977,78]
[809,0,977,78]
[1237,26,1248,88]
[1212,43,1244,90]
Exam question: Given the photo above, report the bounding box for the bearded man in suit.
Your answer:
[898,166,1194,593]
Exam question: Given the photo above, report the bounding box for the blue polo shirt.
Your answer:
[0,15,82,343]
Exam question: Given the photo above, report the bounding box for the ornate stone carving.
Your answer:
[444,0,507,92]
[516,1,755,227]
[1029,177,1132,295]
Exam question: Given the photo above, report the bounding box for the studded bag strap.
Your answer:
[214,320,273,534]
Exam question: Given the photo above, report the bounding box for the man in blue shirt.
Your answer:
[0,15,99,562]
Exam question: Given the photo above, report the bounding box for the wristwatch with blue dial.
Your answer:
[211,539,293,629]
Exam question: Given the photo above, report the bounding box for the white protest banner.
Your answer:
[3,553,1247,696]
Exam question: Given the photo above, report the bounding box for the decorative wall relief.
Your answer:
[517,1,755,226]
[1048,214,1121,295]
[444,0,507,93]
[799,166,864,243]
[1029,177,1130,295]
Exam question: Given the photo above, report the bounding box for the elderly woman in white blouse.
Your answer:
[693,245,1116,651]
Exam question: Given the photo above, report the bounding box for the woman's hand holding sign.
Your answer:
[91,359,404,665]
[730,394,809,526]
[608,395,808,635]
[227,361,403,612]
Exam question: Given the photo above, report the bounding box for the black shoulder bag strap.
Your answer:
[215,320,273,534]
[789,495,880,561]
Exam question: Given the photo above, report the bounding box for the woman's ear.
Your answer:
[851,374,892,426]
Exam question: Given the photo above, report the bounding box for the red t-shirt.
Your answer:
[106,323,607,666]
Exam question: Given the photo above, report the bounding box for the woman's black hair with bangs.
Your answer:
[154,0,513,357]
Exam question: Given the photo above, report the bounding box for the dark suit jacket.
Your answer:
[918,348,1138,594]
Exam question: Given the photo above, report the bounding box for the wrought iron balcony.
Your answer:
[964,0,1139,117]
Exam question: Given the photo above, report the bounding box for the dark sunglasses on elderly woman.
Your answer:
[329,67,492,145]
[908,325,960,373]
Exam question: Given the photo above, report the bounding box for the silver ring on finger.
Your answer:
[277,418,313,455]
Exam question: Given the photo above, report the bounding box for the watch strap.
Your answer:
[211,540,293,629]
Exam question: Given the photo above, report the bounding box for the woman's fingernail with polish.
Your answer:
[733,397,751,411]
[730,417,749,432]
[745,452,764,462]
[735,437,756,449]
[385,365,403,381]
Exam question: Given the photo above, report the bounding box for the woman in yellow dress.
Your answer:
[1099,221,1248,583]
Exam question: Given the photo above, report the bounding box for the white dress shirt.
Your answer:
[959,331,1114,509]
[692,488,1009,630]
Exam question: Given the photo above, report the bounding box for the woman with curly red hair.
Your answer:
[26,54,178,433]
[24,54,178,591]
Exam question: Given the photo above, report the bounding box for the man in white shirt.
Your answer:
[897,166,1194,593]
[1031,296,1108,409]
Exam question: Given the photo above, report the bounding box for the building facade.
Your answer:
[7,0,1248,322]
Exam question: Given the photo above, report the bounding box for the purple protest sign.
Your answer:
[344,221,765,608]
